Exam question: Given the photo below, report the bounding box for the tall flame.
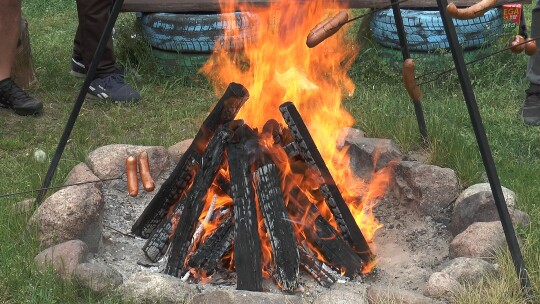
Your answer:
[198,0,392,274]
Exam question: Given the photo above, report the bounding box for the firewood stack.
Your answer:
[131,82,373,292]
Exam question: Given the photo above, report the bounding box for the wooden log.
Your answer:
[279,101,372,263]
[187,215,234,274]
[142,208,182,262]
[298,244,339,288]
[227,124,263,292]
[132,83,249,238]
[164,126,233,277]
[254,162,299,293]
[121,0,530,12]
[12,18,36,90]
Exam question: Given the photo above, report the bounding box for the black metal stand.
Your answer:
[390,0,429,142]
[435,0,533,299]
[34,0,125,205]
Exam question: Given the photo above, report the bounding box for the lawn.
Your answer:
[1,1,539,303]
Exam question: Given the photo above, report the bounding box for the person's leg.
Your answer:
[0,0,21,81]
[521,0,540,125]
[0,0,43,115]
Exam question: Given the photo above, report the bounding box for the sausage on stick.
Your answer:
[126,156,139,197]
[306,11,349,48]
[402,59,422,102]
[446,0,496,20]
[138,151,155,192]
[525,38,537,56]
[509,35,525,54]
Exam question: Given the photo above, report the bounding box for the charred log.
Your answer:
[254,162,299,293]
[227,125,263,291]
[132,82,249,238]
[279,101,372,263]
[142,208,182,262]
[298,244,339,288]
[164,127,233,277]
[187,216,234,274]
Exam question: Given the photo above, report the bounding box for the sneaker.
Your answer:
[88,74,141,103]
[519,83,540,126]
[70,55,87,78]
[0,78,43,116]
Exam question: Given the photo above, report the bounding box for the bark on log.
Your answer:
[164,127,232,277]
[132,83,248,238]
[254,162,299,292]
[142,209,182,262]
[12,18,36,90]
[227,125,263,291]
[279,101,372,263]
[187,215,234,274]
[121,0,529,12]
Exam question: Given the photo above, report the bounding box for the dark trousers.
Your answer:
[73,0,116,78]
[527,0,540,84]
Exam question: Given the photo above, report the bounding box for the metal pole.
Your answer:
[435,0,533,299]
[390,0,429,142]
[34,0,125,205]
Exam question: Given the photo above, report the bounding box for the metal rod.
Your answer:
[390,0,429,142]
[34,0,125,206]
[0,177,120,199]
[435,0,533,299]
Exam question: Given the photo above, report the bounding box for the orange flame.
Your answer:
[192,0,395,278]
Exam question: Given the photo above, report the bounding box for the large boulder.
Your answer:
[313,284,368,304]
[440,257,498,284]
[449,221,506,260]
[168,138,194,164]
[35,240,88,280]
[74,262,123,293]
[29,183,104,252]
[120,273,196,304]
[191,290,303,304]
[424,272,461,298]
[367,285,442,304]
[64,162,101,189]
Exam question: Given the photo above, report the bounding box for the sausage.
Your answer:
[126,156,139,197]
[138,151,155,192]
[446,0,496,20]
[402,59,422,102]
[525,38,537,56]
[509,35,525,54]
[306,11,349,48]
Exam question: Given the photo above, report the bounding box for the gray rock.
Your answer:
[336,127,365,150]
[34,240,88,280]
[440,257,498,284]
[451,185,527,235]
[367,285,441,304]
[121,273,196,304]
[449,221,506,260]
[85,144,170,180]
[64,162,101,189]
[29,184,104,252]
[190,289,303,304]
[457,183,515,208]
[424,272,461,298]
[168,138,194,164]
[313,284,368,304]
[74,262,123,293]
[393,161,460,222]
[343,136,402,180]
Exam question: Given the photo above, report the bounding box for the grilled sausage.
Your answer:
[525,38,537,56]
[306,11,349,48]
[126,156,139,197]
[509,35,525,54]
[446,0,496,20]
[402,59,422,101]
[138,151,155,192]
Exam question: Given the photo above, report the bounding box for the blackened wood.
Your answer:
[227,125,263,291]
[188,216,234,274]
[298,245,337,288]
[142,207,182,262]
[287,186,363,278]
[254,163,299,292]
[132,83,249,238]
[279,101,372,263]
[214,171,231,197]
[121,0,529,13]
[164,127,232,277]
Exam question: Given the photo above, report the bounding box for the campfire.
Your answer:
[131,0,393,292]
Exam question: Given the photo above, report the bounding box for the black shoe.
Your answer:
[88,73,141,103]
[70,55,87,78]
[519,83,540,126]
[0,78,43,116]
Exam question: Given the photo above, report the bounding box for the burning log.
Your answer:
[254,162,299,293]
[164,126,233,277]
[187,215,234,274]
[132,82,249,238]
[279,102,373,263]
[227,124,263,291]
[142,210,181,262]
[298,243,341,288]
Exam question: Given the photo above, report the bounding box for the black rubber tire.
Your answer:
[140,12,258,53]
[370,8,503,51]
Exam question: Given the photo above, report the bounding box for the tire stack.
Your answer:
[139,12,259,84]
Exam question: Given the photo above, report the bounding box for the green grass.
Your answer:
[1,2,540,303]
